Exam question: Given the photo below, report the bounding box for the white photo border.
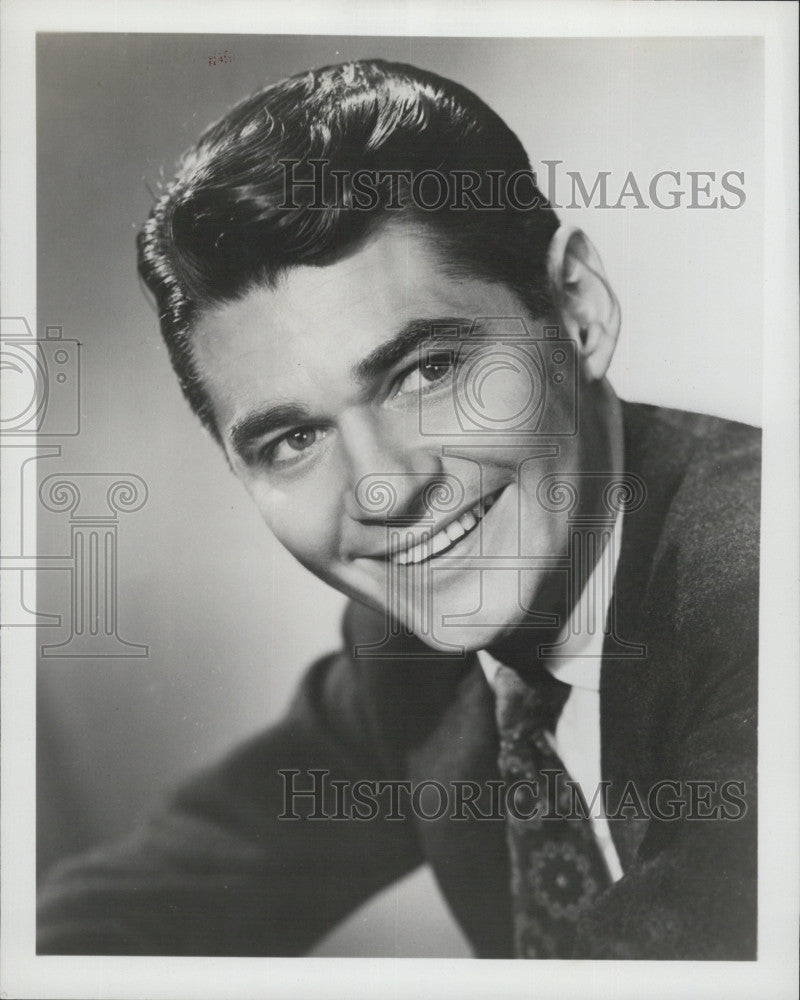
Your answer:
[2,2,798,999]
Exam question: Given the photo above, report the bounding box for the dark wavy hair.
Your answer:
[137,59,559,441]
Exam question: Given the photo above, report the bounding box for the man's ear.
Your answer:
[546,225,620,380]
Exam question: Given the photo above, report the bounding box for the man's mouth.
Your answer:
[390,488,503,566]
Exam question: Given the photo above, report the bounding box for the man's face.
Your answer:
[192,226,589,651]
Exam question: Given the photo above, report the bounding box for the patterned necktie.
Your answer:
[494,661,611,958]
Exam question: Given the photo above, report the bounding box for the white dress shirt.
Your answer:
[477,511,626,884]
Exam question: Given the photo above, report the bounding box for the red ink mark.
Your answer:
[208,49,234,66]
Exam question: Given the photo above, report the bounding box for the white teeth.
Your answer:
[396,536,429,566]
[431,531,452,555]
[391,491,501,566]
[459,510,477,532]
[445,520,466,543]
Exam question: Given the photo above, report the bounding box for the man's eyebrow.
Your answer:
[229,403,311,458]
[229,318,477,460]
[353,317,475,384]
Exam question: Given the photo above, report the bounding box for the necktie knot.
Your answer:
[493,662,571,738]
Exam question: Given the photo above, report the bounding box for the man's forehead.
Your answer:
[190,226,530,426]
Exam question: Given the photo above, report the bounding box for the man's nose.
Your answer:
[339,411,444,524]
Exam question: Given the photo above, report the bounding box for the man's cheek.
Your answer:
[268,504,341,565]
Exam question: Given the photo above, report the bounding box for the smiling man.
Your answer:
[37,60,759,960]
[192,225,618,654]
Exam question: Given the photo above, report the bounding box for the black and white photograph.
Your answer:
[1,2,798,999]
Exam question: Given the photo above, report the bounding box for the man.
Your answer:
[37,59,759,959]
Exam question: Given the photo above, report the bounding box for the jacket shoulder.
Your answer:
[626,403,761,641]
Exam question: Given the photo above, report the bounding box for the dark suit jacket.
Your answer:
[37,402,760,959]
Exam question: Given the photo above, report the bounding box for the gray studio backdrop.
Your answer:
[36,33,763,957]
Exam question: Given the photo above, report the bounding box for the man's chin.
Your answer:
[326,563,552,656]
[382,610,527,656]
[417,626,506,655]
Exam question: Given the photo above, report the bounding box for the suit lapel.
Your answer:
[405,660,515,958]
[346,602,512,955]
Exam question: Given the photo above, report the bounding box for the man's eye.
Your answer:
[394,352,454,397]
[264,426,325,466]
